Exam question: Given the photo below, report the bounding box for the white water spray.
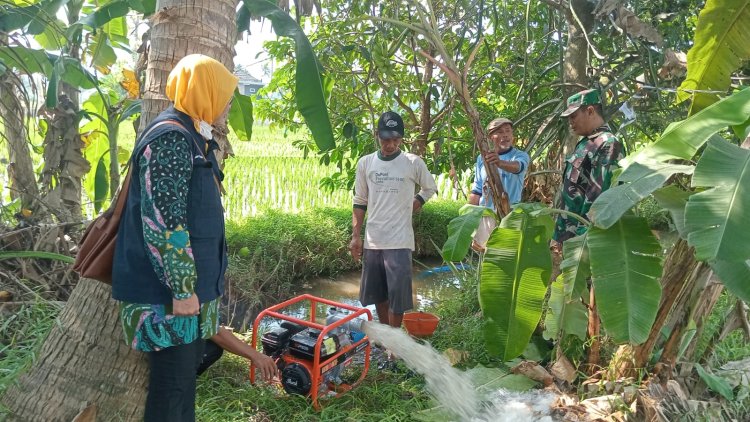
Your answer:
[361,321,557,422]
[362,321,480,420]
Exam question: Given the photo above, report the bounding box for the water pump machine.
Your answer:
[250,295,372,409]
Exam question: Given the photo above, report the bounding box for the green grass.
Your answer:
[0,302,60,415]
[696,291,750,366]
[196,348,433,421]
[425,261,496,366]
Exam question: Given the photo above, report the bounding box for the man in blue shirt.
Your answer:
[469,117,530,249]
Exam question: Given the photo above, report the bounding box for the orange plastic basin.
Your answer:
[402,312,440,337]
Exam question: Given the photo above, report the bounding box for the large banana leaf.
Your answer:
[590,162,694,229]
[588,216,662,345]
[503,203,555,240]
[0,46,53,75]
[623,88,750,167]
[652,186,692,238]
[0,47,97,96]
[685,138,750,262]
[442,204,494,262]
[543,277,588,341]
[677,0,750,115]
[559,233,590,300]
[480,207,552,360]
[0,0,68,34]
[544,233,590,341]
[710,259,750,303]
[77,1,130,28]
[711,259,750,303]
[240,0,335,151]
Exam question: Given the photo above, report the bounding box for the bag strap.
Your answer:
[110,119,186,218]
[187,135,226,196]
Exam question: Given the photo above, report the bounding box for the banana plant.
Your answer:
[590,88,750,231]
[677,0,750,115]
[479,203,553,360]
[444,89,750,360]
[237,0,335,151]
[441,204,495,262]
[79,84,141,212]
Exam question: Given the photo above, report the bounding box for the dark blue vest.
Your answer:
[112,107,226,304]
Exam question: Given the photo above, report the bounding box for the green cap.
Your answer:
[561,89,602,117]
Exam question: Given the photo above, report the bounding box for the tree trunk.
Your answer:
[412,57,433,157]
[36,96,89,223]
[633,239,698,368]
[658,263,711,367]
[586,284,601,372]
[560,0,595,157]
[0,279,148,421]
[0,72,39,212]
[140,0,239,160]
[562,0,594,98]
[458,93,510,217]
[681,278,724,362]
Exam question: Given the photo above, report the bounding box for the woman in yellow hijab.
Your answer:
[111,54,276,421]
[166,54,237,139]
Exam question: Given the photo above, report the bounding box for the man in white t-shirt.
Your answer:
[349,111,438,330]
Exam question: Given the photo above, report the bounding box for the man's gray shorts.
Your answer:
[359,249,413,314]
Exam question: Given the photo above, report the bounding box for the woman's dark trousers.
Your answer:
[144,338,206,422]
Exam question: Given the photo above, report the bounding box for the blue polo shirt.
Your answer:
[471,147,530,209]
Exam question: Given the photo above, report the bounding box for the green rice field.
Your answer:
[222,125,470,220]
[0,122,469,222]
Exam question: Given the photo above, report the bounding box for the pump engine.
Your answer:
[258,306,369,399]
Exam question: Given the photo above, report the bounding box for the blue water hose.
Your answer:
[418,263,472,277]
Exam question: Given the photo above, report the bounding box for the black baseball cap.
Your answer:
[377,111,405,139]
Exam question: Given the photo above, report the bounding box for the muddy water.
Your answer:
[285,259,462,319]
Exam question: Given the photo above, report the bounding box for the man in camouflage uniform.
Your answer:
[551,89,624,252]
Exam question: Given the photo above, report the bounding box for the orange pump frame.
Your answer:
[250,294,372,409]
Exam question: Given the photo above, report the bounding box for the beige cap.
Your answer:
[486,117,513,134]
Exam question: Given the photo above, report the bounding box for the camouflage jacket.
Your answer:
[553,126,624,243]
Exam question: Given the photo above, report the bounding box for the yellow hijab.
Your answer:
[165,54,238,138]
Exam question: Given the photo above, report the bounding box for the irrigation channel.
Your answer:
[251,260,558,421]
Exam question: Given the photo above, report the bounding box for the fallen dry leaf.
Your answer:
[442,348,469,366]
[511,360,554,386]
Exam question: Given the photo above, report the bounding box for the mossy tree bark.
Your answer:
[0,71,38,212]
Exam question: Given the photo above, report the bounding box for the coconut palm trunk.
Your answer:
[0,1,239,419]
[1,279,149,421]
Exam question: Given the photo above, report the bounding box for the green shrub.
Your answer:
[413,200,463,256]
[634,196,672,231]
[223,201,462,322]
[426,259,498,366]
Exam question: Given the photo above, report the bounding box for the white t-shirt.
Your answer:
[353,151,438,250]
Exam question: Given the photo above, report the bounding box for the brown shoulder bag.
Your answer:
[73,120,185,283]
